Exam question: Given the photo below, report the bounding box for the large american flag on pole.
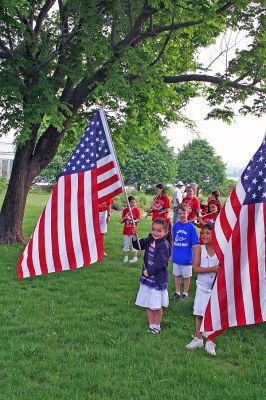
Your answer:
[202,135,266,338]
[18,109,123,278]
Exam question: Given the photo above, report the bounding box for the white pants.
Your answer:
[123,235,138,252]
[99,211,107,234]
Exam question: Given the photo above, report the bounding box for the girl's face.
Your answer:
[151,223,168,240]
[155,187,163,195]
[209,204,218,213]
[186,187,194,198]
[202,228,212,244]
[130,200,137,208]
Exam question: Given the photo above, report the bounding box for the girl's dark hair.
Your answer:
[152,218,169,230]
[211,190,220,199]
[128,195,136,202]
[202,222,215,231]
[156,183,166,196]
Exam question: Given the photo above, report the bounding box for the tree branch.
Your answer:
[127,0,134,30]
[34,0,56,35]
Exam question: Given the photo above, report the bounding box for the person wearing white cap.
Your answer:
[172,181,184,223]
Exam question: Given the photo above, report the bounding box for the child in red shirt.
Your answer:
[121,196,141,263]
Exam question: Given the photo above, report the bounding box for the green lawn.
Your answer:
[0,192,265,400]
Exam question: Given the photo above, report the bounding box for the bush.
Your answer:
[111,191,154,212]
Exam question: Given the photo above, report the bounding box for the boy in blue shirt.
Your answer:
[171,204,199,301]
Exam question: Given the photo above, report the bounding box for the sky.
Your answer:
[164,98,266,168]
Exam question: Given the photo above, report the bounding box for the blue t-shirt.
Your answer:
[172,221,199,265]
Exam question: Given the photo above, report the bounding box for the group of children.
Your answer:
[120,184,221,356]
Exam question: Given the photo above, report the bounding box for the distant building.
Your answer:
[226,166,244,181]
[0,141,15,179]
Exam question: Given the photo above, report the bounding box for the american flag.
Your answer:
[202,135,266,338]
[18,109,123,278]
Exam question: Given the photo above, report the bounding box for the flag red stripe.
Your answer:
[232,218,246,325]
[26,234,36,277]
[51,183,62,272]
[230,187,242,216]
[97,174,119,192]
[219,207,232,242]
[18,254,23,279]
[98,187,123,203]
[203,300,213,331]
[247,204,263,323]
[77,173,91,265]
[64,175,76,269]
[38,210,48,275]
[97,161,115,176]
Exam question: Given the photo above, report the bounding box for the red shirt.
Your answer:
[182,196,200,220]
[122,207,141,235]
[152,195,170,221]
[98,199,113,212]
[199,212,219,244]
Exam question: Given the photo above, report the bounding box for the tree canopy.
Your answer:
[176,138,226,193]
[0,0,265,243]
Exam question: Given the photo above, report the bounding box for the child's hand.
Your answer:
[215,263,220,272]
[132,226,137,234]
[143,269,148,277]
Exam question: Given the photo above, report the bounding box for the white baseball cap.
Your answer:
[176,181,184,186]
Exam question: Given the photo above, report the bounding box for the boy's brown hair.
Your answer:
[128,195,136,202]
[176,203,187,213]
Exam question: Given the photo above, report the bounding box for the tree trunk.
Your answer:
[0,144,37,244]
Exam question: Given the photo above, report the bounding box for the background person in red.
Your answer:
[182,185,200,221]
[98,198,113,256]
[121,196,141,263]
[151,184,170,222]
[194,200,221,244]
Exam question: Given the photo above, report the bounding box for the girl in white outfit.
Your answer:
[186,223,220,355]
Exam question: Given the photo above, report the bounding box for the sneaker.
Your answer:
[182,293,189,301]
[171,292,182,300]
[147,327,160,334]
[104,252,108,256]
[205,340,216,356]
[186,336,204,350]
[129,257,138,263]
[123,256,129,263]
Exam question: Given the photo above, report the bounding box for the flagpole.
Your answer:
[99,108,141,252]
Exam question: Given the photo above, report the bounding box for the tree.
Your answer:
[122,135,178,190]
[0,1,265,243]
[176,138,226,193]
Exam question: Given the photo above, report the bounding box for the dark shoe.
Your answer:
[147,327,160,334]
[171,292,182,300]
[182,293,188,301]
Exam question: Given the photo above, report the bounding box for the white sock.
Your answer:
[154,324,161,331]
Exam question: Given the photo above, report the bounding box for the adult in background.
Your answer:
[98,198,113,256]
[182,184,200,221]
[172,181,184,224]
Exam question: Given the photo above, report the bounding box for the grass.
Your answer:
[0,192,265,399]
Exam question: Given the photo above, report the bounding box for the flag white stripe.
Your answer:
[21,242,30,278]
[224,239,237,326]
[44,195,55,273]
[97,167,116,183]
[32,218,42,276]
[57,176,69,270]
[84,171,98,263]
[97,154,113,167]
[70,174,83,267]
[255,203,266,321]
[240,206,254,324]
[224,197,236,230]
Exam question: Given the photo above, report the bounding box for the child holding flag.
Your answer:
[186,222,220,356]
[121,196,141,263]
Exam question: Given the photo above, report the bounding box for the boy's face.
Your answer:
[202,228,212,244]
[130,200,137,208]
[177,209,188,223]
[151,223,168,240]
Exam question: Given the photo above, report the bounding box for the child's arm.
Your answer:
[193,246,220,274]
[146,243,170,275]
[132,226,147,250]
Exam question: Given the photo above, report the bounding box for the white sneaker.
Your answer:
[104,252,108,256]
[186,336,204,350]
[123,256,129,263]
[205,340,216,356]
[129,257,138,263]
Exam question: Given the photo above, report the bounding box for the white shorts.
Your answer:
[135,283,169,310]
[173,263,192,278]
[193,286,212,316]
[99,211,107,234]
[123,235,138,252]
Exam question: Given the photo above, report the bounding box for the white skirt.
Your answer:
[135,283,169,310]
[193,286,212,316]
